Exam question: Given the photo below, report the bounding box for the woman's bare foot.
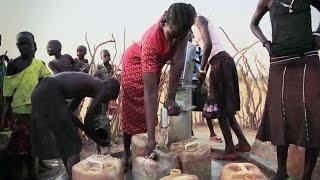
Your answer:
[271,171,289,180]
[234,143,251,153]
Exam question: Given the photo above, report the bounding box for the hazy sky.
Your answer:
[0,0,319,66]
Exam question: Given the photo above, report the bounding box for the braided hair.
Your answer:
[165,3,196,35]
[17,31,35,41]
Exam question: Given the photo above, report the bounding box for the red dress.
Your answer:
[121,15,173,135]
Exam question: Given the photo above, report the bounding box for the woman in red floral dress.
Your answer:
[121,3,196,168]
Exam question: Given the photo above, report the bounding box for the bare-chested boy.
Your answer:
[47,40,77,74]
[31,72,120,179]
[100,49,114,77]
[75,45,89,73]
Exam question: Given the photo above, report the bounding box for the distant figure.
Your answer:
[75,45,90,73]
[94,64,109,80]
[31,72,120,179]
[194,15,250,160]
[251,0,320,179]
[100,49,114,77]
[47,40,77,74]
[120,3,196,170]
[74,45,90,118]
[2,31,51,179]
[0,34,9,130]
[0,34,9,97]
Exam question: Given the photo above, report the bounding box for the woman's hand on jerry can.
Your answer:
[146,138,157,157]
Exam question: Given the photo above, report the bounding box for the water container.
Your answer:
[220,163,266,180]
[287,145,305,179]
[131,133,149,162]
[132,150,180,180]
[160,169,199,180]
[169,138,197,154]
[72,155,123,180]
[178,142,211,180]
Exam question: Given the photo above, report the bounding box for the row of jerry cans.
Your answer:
[131,133,267,180]
[72,133,267,180]
[131,134,210,180]
[72,155,123,180]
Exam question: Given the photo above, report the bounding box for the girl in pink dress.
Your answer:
[120,3,196,169]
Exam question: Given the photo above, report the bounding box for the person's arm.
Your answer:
[195,16,212,72]
[80,63,90,73]
[110,65,115,75]
[140,41,160,155]
[48,61,60,74]
[71,113,109,147]
[143,71,158,154]
[195,16,213,84]
[68,97,84,113]
[0,53,8,63]
[165,35,189,115]
[84,63,90,73]
[311,0,320,49]
[38,61,51,81]
[250,0,272,54]
[68,55,79,71]
[0,61,14,131]
[83,93,103,126]
[1,97,12,131]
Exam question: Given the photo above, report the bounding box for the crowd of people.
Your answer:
[0,1,320,180]
[0,32,118,179]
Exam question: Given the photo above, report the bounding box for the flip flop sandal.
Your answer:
[210,136,223,143]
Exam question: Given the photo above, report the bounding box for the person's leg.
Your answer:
[123,132,132,171]
[26,153,36,179]
[7,154,24,180]
[206,118,216,137]
[228,115,251,151]
[272,145,289,180]
[206,117,223,143]
[51,107,81,179]
[217,116,235,153]
[62,153,80,179]
[301,148,319,180]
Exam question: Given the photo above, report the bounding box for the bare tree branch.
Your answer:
[85,32,93,58]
